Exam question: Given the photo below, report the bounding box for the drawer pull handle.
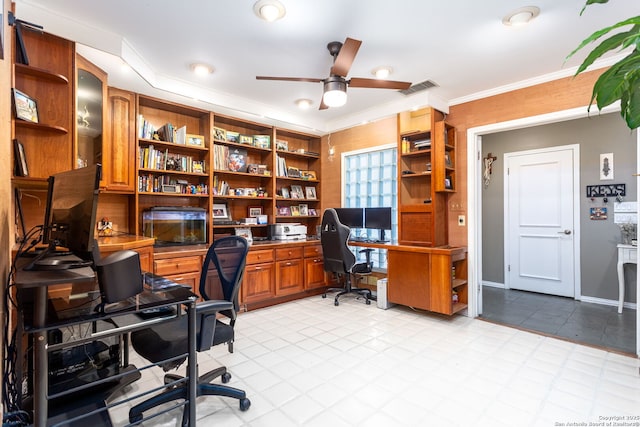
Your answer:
[255,267,262,271]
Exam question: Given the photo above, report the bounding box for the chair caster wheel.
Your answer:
[222,372,232,383]
[240,397,251,411]
[366,299,371,305]
[322,294,327,299]
[334,300,339,306]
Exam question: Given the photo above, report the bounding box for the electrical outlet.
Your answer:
[458,215,465,226]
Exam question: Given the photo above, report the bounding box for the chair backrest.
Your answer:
[199,236,249,317]
[320,208,356,274]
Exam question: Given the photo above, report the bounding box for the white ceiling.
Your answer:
[13,0,639,134]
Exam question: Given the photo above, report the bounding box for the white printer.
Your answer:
[269,223,307,240]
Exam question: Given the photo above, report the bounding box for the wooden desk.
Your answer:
[350,242,468,315]
[616,244,636,313]
[12,258,197,426]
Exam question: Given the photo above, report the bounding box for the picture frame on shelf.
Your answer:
[278,206,291,216]
[12,88,38,123]
[253,135,270,149]
[213,203,230,220]
[234,227,253,243]
[247,164,259,174]
[444,152,452,167]
[309,208,317,216]
[248,206,263,217]
[186,134,204,147]
[228,148,247,172]
[300,170,317,180]
[299,204,309,216]
[281,187,290,198]
[287,167,301,178]
[444,177,452,190]
[291,205,300,216]
[214,127,227,141]
[290,185,304,199]
[13,139,28,177]
[276,139,288,151]
[239,135,253,145]
[304,186,316,200]
[226,131,239,143]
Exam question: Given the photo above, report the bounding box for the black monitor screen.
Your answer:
[334,208,364,228]
[364,207,392,241]
[44,164,101,259]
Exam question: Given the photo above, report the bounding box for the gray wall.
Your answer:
[482,112,637,304]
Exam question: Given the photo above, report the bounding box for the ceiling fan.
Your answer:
[256,37,412,110]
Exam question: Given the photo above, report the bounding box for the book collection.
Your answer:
[138,174,208,195]
[139,145,206,174]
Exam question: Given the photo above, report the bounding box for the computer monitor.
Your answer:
[364,207,392,242]
[26,165,101,270]
[334,208,364,228]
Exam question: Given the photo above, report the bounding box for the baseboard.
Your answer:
[482,281,505,289]
[579,295,637,311]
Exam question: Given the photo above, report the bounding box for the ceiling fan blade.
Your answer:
[330,37,362,77]
[348,77,412,90]
[256,76,323,83]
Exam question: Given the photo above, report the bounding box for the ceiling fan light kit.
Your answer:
[253,0,286,22]
[323,77,348,108]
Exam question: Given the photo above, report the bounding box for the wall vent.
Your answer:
[400,79,438,96]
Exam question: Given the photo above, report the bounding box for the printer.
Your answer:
[268,223,307,240]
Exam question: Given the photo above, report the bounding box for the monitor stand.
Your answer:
[24,242,92,271]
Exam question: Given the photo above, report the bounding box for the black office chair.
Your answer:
[128,236,251,425]
[321,208,373,306]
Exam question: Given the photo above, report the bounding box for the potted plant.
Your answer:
[567,0,640,129]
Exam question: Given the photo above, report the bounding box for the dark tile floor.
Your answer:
[481,286,637,355]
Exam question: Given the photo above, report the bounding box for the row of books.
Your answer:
[138,115,155,139]
[276,155,288,177]
[139,145,206,174]
[213,144,249,172]
[138,174,208,195]
[137,116,188,145]
[213,177,230,196]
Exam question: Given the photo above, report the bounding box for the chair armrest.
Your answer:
[195,300,233,315]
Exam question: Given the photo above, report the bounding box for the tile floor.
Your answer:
[481,286,637,355]
[108,294,640,427]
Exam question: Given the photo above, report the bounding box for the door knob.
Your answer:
[557,229,572,235]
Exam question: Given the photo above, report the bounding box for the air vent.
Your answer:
[400,79,438,95]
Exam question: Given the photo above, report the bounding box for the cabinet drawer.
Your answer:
[275,247,303,260]
[623,249,637,263]
[304,244,323,258]
[154,256,202,276]
[247,249,274,265]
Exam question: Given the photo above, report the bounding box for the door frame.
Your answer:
[466,104,640,357]
[503,144,581,298]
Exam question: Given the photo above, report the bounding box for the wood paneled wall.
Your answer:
[319,68,608,248]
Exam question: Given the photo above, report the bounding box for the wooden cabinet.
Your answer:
[12,30,74,181]
[303,244,326,290]
[387,245,467,315]
[242,248,275,305]
[397,107,453,247]
[104,87,136,192]
[136,95,214,240]
[154,255,203,297]
[275,247,304,296]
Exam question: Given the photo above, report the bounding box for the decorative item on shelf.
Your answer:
[239,134,253,145]
[13,139,28,177]
[235,227,253,244]
[213,202,230,221]
[305,186,317,199]
[228,148,247,172]
[291,205,301,216]
[299,204,309,216]
[253,135,271,149]
[278,206,291,216]
[287,167,301,178]
[444,152,452,167]
[247,164,259,174]
[256,214,268,224]
[281,187,290,198]
[290,185,304,199]
[248,206,263,217]
[401,138,409,153]
[174,126,187,145]
[226,131,239,143]
[186,134,204,147]
[243,217,258,225]
[300,170,317,180]
[258,164,270,176]
[214,127,227,141]
[295,148,306,154]
[192,161,205,174]
[276,139,289,151]
[12,88,38,123]
[309,208,317,216]
[444,177,452,190]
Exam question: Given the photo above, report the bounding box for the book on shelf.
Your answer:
[138,114,155,139]
[174,126,187,145]
[276,155,288,177]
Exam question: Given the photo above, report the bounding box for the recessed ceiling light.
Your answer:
[253,0,286,22]
[371,66,393,79]
[190,63,214,76]
[295,98,313,109]
[502,6,540,27]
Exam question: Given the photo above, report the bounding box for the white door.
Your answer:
[505,146,578,297]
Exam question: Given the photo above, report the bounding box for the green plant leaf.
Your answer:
[566,17,640,62]
[573,29,636,75]
[621,70,640,128]
[581,0,610,15]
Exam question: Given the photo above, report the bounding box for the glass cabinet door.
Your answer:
[76,55,107,171]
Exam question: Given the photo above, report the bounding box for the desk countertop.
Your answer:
[97,235,156,251]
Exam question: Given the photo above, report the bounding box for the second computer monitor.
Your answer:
[334,207,364,229]
[364,207,392,242]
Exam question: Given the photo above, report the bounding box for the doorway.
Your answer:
[505,145,579,298]
[467,105,640,357]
